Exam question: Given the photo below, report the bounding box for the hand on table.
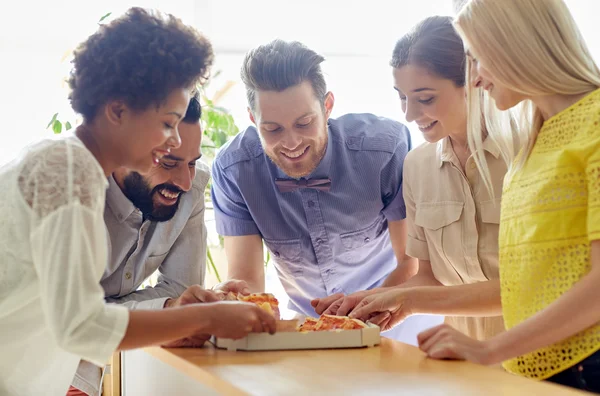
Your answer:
[417,324,497,365]
[161,333,212,348]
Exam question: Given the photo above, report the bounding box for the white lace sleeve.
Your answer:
[17,139,106,219]
[20,139,129,365]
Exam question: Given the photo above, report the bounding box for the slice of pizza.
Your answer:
[314,314,367,331]
[297,317,319,332]
[296,315,367,332]
[237,293,281,320]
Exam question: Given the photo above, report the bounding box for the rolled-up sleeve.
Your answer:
[211,159,260,236]
[403,165,430,260]
[381,124,411,221]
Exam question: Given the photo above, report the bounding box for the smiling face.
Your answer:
[114,120,202,221]
[393,64,467,143]
[103,87,191,174]
[250,80,334,178]
[467,52,526,111]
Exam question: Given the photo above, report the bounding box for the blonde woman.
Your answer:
[318,16,509,345]
[416,0,600,392]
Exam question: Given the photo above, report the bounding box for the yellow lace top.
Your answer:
[499,88,600,379]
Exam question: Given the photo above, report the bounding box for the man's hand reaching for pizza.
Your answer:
[212,279,251,300]
[164,285,220,309]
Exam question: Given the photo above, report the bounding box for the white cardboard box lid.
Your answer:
[212,324,381,352]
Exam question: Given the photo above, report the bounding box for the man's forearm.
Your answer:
[224,234,266,293]
[229,270,265,292]
[382,256,419,287]
[105,281,183,309]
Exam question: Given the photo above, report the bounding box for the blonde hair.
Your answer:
[455,0,600,185]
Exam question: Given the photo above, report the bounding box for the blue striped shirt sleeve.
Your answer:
[211,159,260,236]
[381,123,411,221]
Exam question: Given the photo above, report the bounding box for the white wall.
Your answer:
[1,0,599,166]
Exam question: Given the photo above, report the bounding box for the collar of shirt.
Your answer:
[105,175,140,224]
[273,123,333,181]
[437,135,501,168]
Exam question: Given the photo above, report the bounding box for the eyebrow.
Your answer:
[167,111,184,119]
[261,112,315,125]
[163,154,202,162]
[393,87,435,93]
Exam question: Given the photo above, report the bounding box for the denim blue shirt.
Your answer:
[212,113,410,316]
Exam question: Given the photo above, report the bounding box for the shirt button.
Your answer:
[274,251,281,258]
[470,162,476,169]
[125,272,132,280]
[316,238,323,245]
[364,237,370,243]
[307,200,315,208]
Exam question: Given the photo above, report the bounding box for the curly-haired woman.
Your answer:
[0,8,275,396]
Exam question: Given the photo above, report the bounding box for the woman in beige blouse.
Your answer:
[345,16,515,341]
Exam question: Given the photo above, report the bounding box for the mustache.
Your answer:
[152,183,184,195]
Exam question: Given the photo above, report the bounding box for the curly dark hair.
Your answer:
[68,7,213,122]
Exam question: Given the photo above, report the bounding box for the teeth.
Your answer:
[284,147,306,158]
[159,189,179,199]
[152,151,165,162]
[418,121,437,130]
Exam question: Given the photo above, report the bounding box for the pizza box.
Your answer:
[211,321,381,352]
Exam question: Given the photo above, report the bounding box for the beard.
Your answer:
[265,131,328,179]
[121,172,184,222]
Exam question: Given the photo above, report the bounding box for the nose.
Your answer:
[171,164,193,192]
[280,130,302,151]
[404,101,421,123]
[166,127,182,150]
[471,66,483,88]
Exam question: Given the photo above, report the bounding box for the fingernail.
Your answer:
[242,288,250,295]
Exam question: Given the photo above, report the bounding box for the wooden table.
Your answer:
[133,338,587,395]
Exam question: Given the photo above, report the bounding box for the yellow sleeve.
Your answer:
[587,133,600,241]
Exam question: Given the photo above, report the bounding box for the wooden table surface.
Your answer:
[145,338,587,395]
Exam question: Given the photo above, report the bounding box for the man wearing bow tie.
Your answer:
[211,39,442,343]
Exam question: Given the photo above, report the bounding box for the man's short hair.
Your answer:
[182,91,201,124]
[240,39,327,111]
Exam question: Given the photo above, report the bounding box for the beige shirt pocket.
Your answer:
[415,201,467,285]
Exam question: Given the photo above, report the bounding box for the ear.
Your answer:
[104,100,127,127]
[247,107,257,125]
[323,92,335,118]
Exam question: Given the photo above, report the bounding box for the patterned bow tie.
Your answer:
[275,178,332,193]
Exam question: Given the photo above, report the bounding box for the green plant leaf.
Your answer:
[65,121,72,131]
[52,120,63,134]
[47,113,58,129]
[98,12,112,23]
[206,248,222,283]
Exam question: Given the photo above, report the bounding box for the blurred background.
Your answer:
[1,0,598,314]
